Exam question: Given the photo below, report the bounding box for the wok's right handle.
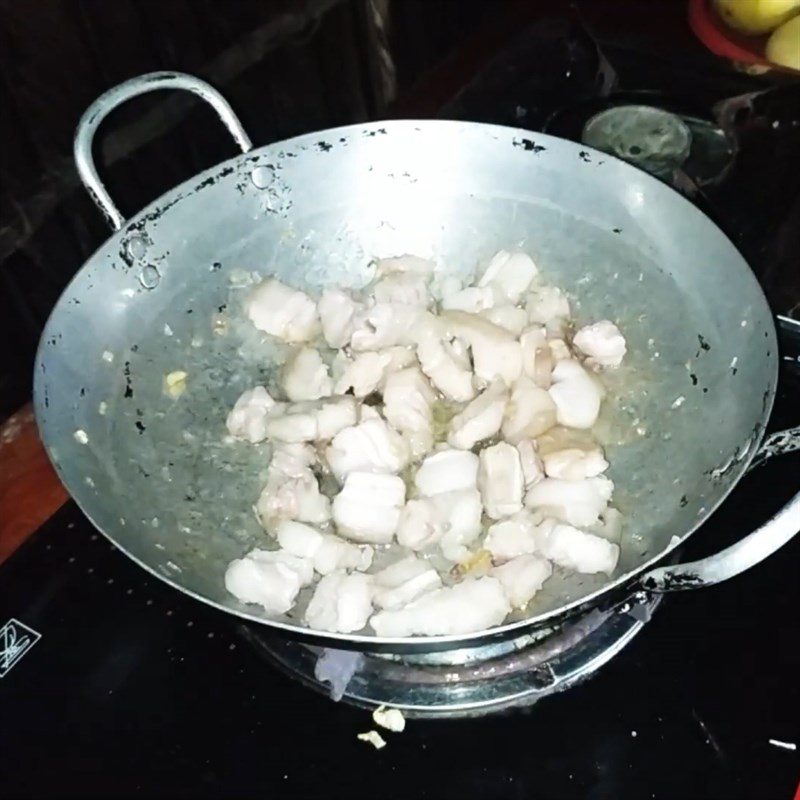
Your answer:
[641,491,800,592]
[74,71,253,231]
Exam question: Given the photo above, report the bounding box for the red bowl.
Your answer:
[688,0,773,68]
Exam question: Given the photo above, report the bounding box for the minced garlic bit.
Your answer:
[73,429,89,444]
[102,351,114,363]
[453,548,493,578]
[357,730,387,750]
[98,401,107,416]
[163,370,188,399]
[671,396,685,409]
[372,705,406,733]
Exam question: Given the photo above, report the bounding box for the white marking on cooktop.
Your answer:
[0,619,42,678]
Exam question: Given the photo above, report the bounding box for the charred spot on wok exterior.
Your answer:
[126,193,184,235]
[643,570,702,591]
[578,151,591,162]
[316,141,332,152]
[123,361,133,399]
[695,335,712,357]
[193,165,235,193]
[512,137,546,153]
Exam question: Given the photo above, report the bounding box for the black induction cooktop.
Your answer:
[2,10,800,800]
[1,414,798,800]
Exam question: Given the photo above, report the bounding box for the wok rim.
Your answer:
[33,118,779,651]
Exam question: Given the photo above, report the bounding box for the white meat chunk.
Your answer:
[396,490,483,561]
[414,449,479,496]
[516,439,544,488]
[359,404,381,422]
[372,272,431,307]
[315,397,359,439]
[478,250,538,303]
[573,320,627,368]
[371,555,442,610]
[326,418,410,480]
[224,548,313,614]
[350,303,422,351]
[268,441,316,474]
[448,381,508,450]
[548,359,604,430]
[483,511,540,561]
[547,338,572,362]
[437,490,484,561]
[395,498,439,551]
[276,520,373,575]
[375,254,435,276]
[264,406,317,443]
[415,314,475,402]
[432,274,463,300]
[526,285,570,325]
[519,326,554,388]
[480,305,528,336]
[588,507,624,544]
[440,285,499,313]
[501,376,557,443]
[525,476,614,527]
[441,310,522,386]
[542,447,609,480]
[264,397,357,443]
[225,386,279,443]
[332,472,406,544]
[383,366,435,460]
[333,351,392,398]
[282,347,332,402]
[256,444,330,530]
[535,521,619,575]
[246,548,314,585]
[379,346,417,380]
[318,288,363,348]
[478,442,524,520]
[304,571,373,633]
[312,536,374,575]
[369,577,511,637]
[491,554,553,608]
[245,278,320,343]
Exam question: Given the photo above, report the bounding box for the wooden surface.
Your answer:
[0,403,68,563]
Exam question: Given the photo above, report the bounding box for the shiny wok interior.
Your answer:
[34,121,777,650]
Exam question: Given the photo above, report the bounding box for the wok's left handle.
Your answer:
[74,71,253,231]
[641,491,800,592]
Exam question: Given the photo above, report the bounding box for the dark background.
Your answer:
[1,4,799,798]
[2,0,799,418]
[0,0,497,416]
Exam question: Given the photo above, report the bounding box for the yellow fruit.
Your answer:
[766,15,800,68]
[714,0,800,34]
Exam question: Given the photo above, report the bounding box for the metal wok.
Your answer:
[34,73,800,653]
